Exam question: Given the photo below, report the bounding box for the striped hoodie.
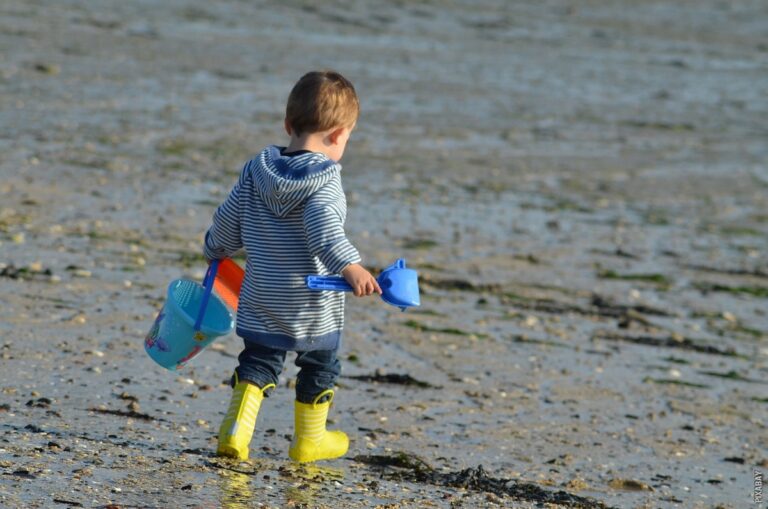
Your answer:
[203,145,361,351]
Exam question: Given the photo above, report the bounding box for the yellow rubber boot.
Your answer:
[288,389,348,463]
[217,375,275,460]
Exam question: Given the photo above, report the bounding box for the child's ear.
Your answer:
[328,126,345,145]
[284,118,292,136]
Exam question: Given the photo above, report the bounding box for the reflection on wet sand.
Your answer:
[282,463,345,507]
[216,461,344,508]
[218,469,253,509]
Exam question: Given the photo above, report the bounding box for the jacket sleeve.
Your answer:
[303,178,361,274]
[203,165,247,261]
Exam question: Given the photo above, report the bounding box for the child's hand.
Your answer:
[341,264,382,297]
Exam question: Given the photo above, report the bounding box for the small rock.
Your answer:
[565,477,589,491]
[34,62,61,75]
[73,466,93,478]
[522,315,539,328]
[71,314,87,325]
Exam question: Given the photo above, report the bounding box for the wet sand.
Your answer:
[1,1,767,507]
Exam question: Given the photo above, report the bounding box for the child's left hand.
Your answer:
[341,264,383,297]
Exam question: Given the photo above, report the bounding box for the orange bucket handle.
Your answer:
[212,258,244,311]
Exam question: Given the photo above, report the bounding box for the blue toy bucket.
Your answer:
[145,261,234,371]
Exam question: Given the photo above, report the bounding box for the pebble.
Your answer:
[522,315,539,328]
[34,62,60,75]
[71,314,87,325]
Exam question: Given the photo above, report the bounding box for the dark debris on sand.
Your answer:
[354,451,616,509]
[344,372,437,388]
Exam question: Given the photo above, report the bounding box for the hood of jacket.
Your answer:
[250,145,340,217]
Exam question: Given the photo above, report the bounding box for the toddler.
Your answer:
[203,70,380,463]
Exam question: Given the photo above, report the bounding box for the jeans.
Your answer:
[233,340,341,404]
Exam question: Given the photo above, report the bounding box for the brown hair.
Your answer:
[285,70,359,136]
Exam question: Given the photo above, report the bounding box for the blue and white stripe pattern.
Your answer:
[203,145,361,351]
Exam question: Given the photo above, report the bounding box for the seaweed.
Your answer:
[662,356,690,365]
[344,372,436,389]
[420,274,501,293]
[502,292,673,320]
[592,331,747,358]
[595,294,675,316]
[87,407,160,422]
[684,264,768,279]
[697,370,767,384]
[410,308,447,317]
[597,270,672,287]
[402,238,439,250]
[694,282,768,298]
[512,335,573,349]
[403,319,489,339]
[354,452,614,508]
[0,264,53,281]
[719,226,762,237]
[643,377,710,389]
[620,120,695,131]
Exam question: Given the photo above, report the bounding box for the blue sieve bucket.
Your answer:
[144,261,234,371]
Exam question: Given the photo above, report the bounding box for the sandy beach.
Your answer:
[1,1,767,507]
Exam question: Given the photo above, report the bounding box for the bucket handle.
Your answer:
[194,260,220,331]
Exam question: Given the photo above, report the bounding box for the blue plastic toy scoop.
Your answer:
[306,259,420,311]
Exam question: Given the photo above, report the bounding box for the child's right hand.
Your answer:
[341,264,382,297]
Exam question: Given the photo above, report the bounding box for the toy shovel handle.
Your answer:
[194,260,220,331]
[306,275,353,292]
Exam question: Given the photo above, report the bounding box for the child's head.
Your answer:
[284,71,358,161]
